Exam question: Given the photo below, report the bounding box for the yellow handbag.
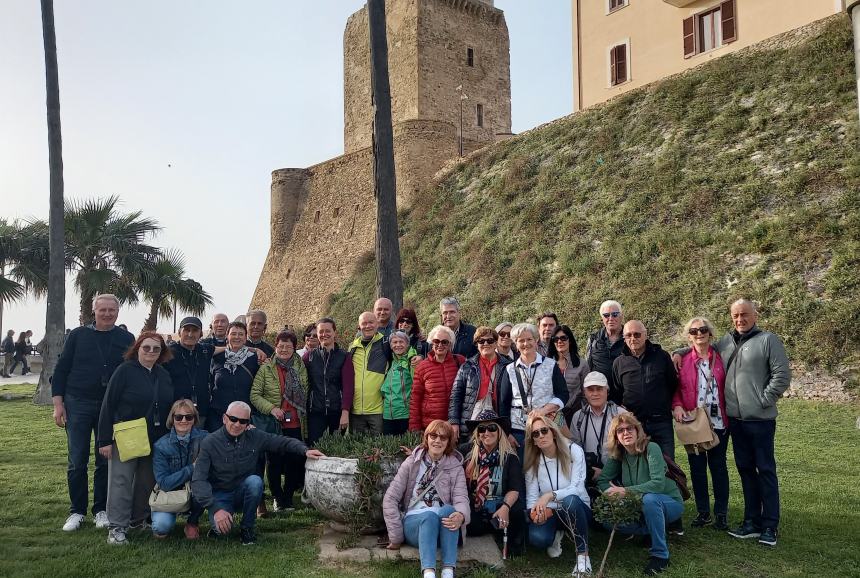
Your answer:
[113,418,151,462]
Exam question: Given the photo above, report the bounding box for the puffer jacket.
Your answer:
[715,327,790,421]
[382,447,470,546]
[673,346,727,424]
[152,427,208,491]
[448,353,511,437]
[409,352,465,431]
[250,353,308,415]
[380,348,416,420]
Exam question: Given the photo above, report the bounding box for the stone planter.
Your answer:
[304,455,403,528]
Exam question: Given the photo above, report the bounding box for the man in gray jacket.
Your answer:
[191,401,324,545]
[676,299,790,547]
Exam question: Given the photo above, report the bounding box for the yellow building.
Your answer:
[572,0,846,111]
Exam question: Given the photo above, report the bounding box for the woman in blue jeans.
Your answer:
[151,399,208,539]
[598,414,684,576]
[524,414,592,575]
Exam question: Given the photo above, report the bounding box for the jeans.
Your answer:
[642,417,675,458]
[208,475,264,532]
[403,504,459,570]
[729,418,780,529]
[687,427,729,516]
[383,418,409,436]
[106,447,154,529]
[64,394,108,515]
[307,411,342,446]
[349,413,383,435]
[611,493,683,560]
[151,499,204,536]
[267,428,305,505]
[528,494,591,554]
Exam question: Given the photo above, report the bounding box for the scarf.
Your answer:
[473,446,500,509]
[416,453,442,508]
[223,346,254,374]
[276,354,306,417]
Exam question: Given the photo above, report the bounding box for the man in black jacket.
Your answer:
[611,320,679,457]
[586,300,626,403]
[1,329,14,378]
[245,309,274,358]
[164,317,215,428]
[192,401,324,545]
[440,296,478,358]
[51,294,134,532]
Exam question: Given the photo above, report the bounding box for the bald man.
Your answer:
[374,297,395,338]
[611,320,679,457]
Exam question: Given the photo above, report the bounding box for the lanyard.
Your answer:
[92,326,117,385]
[181,346,201,388]
[541,452,560,492]
[585,408,610,455]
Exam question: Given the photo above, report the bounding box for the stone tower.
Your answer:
[251,0,511,327]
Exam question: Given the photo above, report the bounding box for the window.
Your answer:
[314,210,320,224]
[607,0,628,13]
[684,1,737,58]
[467,47,474,67]
[609,42,628,86]
[476,103,484,128]
[333,207,340,218]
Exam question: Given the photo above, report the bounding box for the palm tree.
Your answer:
[63,195,161,325]
[0,220,49,307]
[138,249,213,332]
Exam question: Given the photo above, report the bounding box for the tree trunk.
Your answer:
[79,290,94,327]
[34,0,65,405]
[596,526,617,578]
[367,0,404,313]
[142,296,162,333]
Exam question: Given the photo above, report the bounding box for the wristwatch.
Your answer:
[551,491,558,501]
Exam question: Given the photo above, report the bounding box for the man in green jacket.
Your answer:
[348,312,392,434]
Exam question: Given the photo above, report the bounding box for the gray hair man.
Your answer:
[585,299,625,403]
[439,296,477,358]
[245,310,274,358]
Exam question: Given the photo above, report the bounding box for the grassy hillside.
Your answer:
[328,16,860,383]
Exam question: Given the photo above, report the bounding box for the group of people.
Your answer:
[2,328,34,377]
[49,293,790,577]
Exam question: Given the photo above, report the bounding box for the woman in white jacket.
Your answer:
[524,414,592,575]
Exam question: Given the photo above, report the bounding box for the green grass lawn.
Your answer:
[1,382,858,577]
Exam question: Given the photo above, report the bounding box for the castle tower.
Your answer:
[251,0,512,327]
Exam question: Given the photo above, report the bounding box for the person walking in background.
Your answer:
[1,329,14,378]
[10,330,31,375]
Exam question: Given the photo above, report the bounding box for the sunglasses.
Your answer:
[427,432,449,441]
[531,427,551,439]
[551,335,569,343]
[476,338,497,345]
[623,332,642,339]
[431,339,450,346]
[226,414,250,425]
[616,426,636,435]
[141,345,162,353]
[477,423,499,434]
[688,327,710,336]
[498,331,510,338]
[174,414,195,422]
[601,311,621,319]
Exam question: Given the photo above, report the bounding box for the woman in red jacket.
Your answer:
[672,316,729,530]
[409,326,465,433]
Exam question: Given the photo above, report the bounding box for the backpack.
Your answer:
[662,453,691,501]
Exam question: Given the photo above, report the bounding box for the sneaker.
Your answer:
[184,523,200,540]
[129,520,151,532]
[667,518,684,536]
[273,498,295,513]
[691,513,712,528]
[547,530,564,558]
[240,528,256,546]
[758,527,778,547]
[713,514,728,531]
[644,556,669,575]
[574,553,593,575]
[107,528,128,545]
[62,513,85,532]
[94,511,109,529]
[728,520,761,539]
[441,568,454,578]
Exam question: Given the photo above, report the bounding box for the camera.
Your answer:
[710,404,719,418]
[585,451,602,471]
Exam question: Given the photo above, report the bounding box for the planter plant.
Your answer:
[591,492,643,578]
[306,431,422,548]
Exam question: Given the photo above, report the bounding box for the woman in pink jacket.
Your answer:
[672,316,730,530]
[382,420,470,578]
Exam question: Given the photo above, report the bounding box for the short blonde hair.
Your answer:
[166,399,199,428]
[682,316,715,337]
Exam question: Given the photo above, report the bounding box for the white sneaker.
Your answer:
[574,554,593,575]
[547,530,564,558]
[441,568,454,578]
[94,511,109,529]
[62,513,85,532]
[422,569,436,578]
[107,527,128,545]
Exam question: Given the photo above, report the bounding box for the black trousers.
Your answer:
[307,411,341,446]
[267,428,306,505]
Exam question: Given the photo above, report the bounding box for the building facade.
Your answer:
[572,0,845,111]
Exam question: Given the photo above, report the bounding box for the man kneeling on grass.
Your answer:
[191,401,325,545]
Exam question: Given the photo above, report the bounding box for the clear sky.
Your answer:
[0,0,572,339]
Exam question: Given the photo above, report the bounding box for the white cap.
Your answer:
[583,371,609,388]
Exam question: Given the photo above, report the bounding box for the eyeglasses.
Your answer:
[427,432,449,441]
[531,427,551,439]
[616,426,636,435]
[551,335,569,343]
[225,414,250,425]
[498,331,510,338]
[431,339,450,346]
[174,414,195,422]
[477,423,499,434]
[141,345,162,353]
[623,332,642,339]
[688,327,710,336]
[601,311,621,319]
[476,338,496,345]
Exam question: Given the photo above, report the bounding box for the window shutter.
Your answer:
[682,16,695,58]
[721,0,737,44]
[616,44,627,84]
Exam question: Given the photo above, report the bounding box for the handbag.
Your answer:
[251,412,281,434]
[149,482,191,513]
[674,407,719,454]
[113,418,151,462]
[662,453,692,501]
